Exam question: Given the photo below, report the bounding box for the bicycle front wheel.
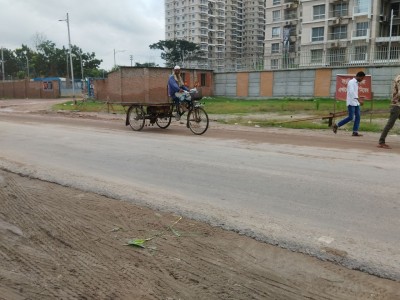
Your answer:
[187,107,209,135]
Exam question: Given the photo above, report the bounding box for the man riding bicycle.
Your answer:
[167,65,190,120]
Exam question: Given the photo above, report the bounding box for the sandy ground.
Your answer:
[0,99,399,299]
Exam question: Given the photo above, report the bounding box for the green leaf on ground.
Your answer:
[126,239,146,248]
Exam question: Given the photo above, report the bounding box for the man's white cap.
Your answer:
[174,65,181,70]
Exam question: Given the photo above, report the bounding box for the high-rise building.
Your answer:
[265,0,400,70]
[165,0,266,71]
[166,0,400,71]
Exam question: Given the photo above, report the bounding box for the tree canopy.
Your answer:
[0,39,105,80]
[149,39,205,68]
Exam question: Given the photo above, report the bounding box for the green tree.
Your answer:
[149,39,205,67]
[0,48,19,80]
[1,38,104,80]
[14,44,32,78]
[70,45,103,79]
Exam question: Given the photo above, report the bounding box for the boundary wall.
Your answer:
[214,66,400,99]
[0,80,60,99]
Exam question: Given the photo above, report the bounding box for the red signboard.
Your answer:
[335,74,372,101]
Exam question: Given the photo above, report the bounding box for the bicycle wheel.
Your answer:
[187,107,209,135]
[156,115,172,129]
[127,105,145,131]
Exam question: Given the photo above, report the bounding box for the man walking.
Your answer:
[377,74,400,149]
[333,71,366,136]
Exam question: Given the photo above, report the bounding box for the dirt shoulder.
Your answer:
[0,99,399,299]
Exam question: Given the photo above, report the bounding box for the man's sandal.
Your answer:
[332,124,338,134]
[377,143,391,149]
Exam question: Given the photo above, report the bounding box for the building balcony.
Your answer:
[329,17,349,26]
[329,9,349,18]
[328,32,348,41]
[284,2,298,10]
[284,13,298,21]
[376,35,400,43]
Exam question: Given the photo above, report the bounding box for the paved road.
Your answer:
[0,114,399,280]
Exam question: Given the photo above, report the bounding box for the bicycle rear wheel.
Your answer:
[187,107,209,135]
[156,115,172,129]
[127,105,145,131]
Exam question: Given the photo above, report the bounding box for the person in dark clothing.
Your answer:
[377,74,400,149]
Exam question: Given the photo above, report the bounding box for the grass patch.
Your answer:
[201,97,389,115]
[52,97,395,133]
[53,100,126,114]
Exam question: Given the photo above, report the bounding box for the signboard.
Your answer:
[42,81,53,91]
[335,74,372,101]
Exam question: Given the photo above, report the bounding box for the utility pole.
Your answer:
[130,55,133,66]
[1,47,4,82]
[79,51,84,83]
[24,51,29,79]
[59,13,76,104]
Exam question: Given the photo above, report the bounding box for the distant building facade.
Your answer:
[165,0,266,71]
[265,0,400,70]
[165,0,400,71]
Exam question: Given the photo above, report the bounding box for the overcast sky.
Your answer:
[0,0,165,70]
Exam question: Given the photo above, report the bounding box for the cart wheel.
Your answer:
[156,115,172,129]
[187,107,209,135]
[127,105,145,131]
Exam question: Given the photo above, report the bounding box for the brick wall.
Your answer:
[0,80,60,99]
[94,67,214,104]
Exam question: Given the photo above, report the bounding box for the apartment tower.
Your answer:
[166,0,399,71]
[265,0,400,70]
[165,0,266,71]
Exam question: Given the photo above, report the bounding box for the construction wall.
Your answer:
[214,66,400,99]
[2,66,397,101]
[0,80,60,99]
[94,67,214,104]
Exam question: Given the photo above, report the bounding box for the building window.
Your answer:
[284,9,297,20]
[311,49,323,63]
[356,22,368,37]
[333,3,348,17]
[354,46,367,61]
[332,25,347,40]
[271,59,279,69]
[355,0,369,14]
[272,10,280,22]
[313,5,325,20]
[201,73,207,86]
[271,43,280,54]
[312,27,324,42]
[272,27,280,38]
[329,48,346,65]
[273,0,280,5]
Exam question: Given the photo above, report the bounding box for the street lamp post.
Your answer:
[113,49,126,67]
[59,13,76,104]
[79,51,84,92]
[388,9,394,62]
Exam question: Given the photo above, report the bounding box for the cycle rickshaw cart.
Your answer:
[124,89,209,135]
